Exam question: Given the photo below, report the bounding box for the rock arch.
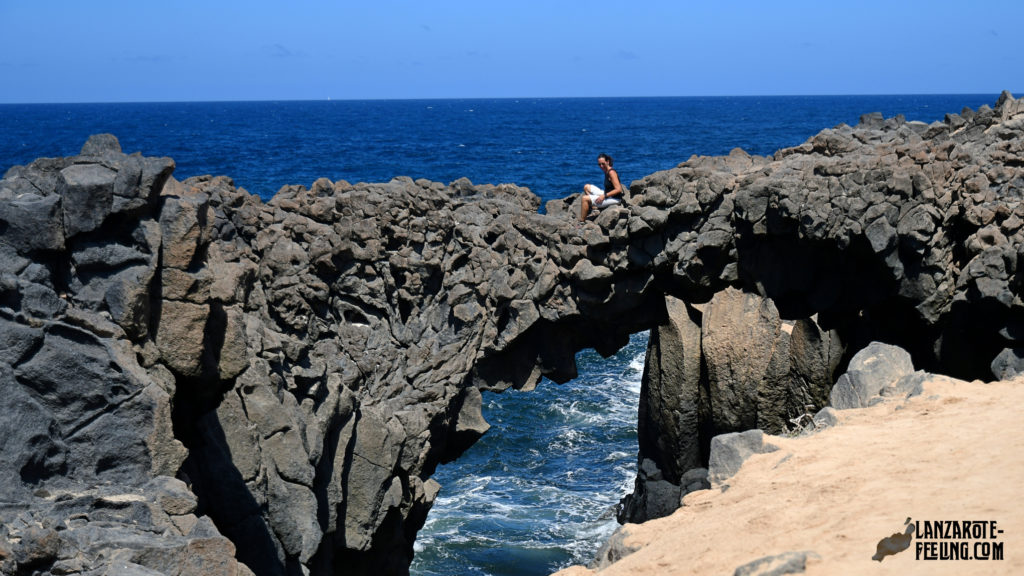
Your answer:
[1,92,1022,575]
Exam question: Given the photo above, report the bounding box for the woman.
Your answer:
[580,153,623,222]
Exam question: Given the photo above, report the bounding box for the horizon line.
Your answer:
[0,91,1015,107]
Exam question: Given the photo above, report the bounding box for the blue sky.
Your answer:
[1,0,1020,103]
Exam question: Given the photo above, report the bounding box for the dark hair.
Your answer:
[598,153,614,167]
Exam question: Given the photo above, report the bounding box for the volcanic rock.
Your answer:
[0,92,1022,575]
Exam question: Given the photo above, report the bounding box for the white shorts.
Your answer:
[584,183,621,208]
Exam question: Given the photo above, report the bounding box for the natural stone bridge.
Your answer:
[1,92,1022,576]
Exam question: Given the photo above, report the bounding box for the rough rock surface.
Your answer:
[829,341,915,409]
[707,430,780,488]
[618,92,1024,526]
[1,92,1022,575]
[732,550,821,576]
[619,290,841,524]
[0,477,256,576]
[588,526,642,571]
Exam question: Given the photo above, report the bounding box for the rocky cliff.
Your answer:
[1,92,1021,575]
[616,91,1024,524]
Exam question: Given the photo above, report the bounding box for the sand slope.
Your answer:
[554,375,1024,575]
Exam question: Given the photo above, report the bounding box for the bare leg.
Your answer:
[580,194,591,222]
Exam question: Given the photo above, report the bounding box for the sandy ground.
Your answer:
[553,375,1024,575]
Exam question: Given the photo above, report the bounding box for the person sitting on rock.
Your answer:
[580,153,623,222]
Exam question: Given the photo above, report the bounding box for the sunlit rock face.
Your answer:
[1,92,1021,575]
[618,92,1024,525]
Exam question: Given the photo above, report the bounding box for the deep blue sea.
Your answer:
[0,94,1003,575]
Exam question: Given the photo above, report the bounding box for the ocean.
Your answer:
[0,94,1003,575]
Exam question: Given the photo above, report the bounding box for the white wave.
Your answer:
[613,465,639,494]
[414,330,650,575]
[627,351,646,374]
